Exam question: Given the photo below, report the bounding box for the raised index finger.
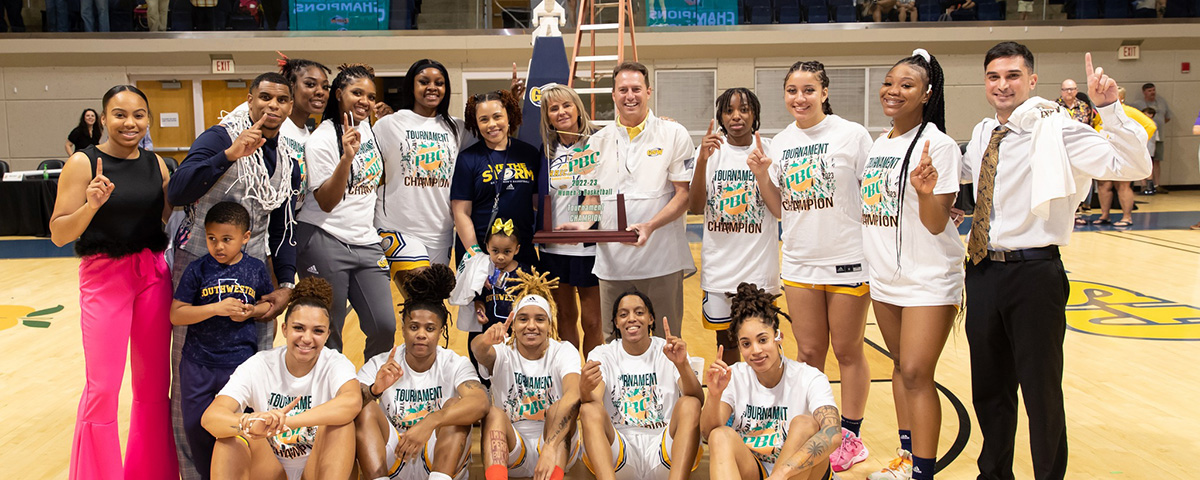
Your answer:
[252,112,268,130]
[661,316,672,339]
[706,119,715,135]
[754,132,763,152]
[95,157,103,178]
[386,346,397,364]
[512,62,519,81]
[1084,52,1094,78]
[921,140,931,159]
[343,112,353,130]
[282,395,302,413]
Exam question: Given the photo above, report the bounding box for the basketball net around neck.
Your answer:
[220,108,296,252]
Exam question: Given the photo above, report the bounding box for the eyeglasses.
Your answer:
[1061,87,1077,92]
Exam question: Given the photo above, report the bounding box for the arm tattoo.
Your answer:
[544,403,580,445]
[783,406,843,472]
[462,380,486,391]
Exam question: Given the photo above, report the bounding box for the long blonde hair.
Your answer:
[539,84,597,155]
[505,268,561,345]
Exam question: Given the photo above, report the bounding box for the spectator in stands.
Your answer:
[45,0,67,31]
[1128,82,1171,194]
[865,0,898,21]
[80,0,109,31]
[147,0,170,31]
[66,108,103,156]
[1133,0,1160,16]
[1018,0,1034,19]
[943,0,977,19]
[1,0,24,32]
[898,0,918,21]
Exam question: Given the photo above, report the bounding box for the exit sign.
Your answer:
[1118,45,1140,60]
[212,58,235,74]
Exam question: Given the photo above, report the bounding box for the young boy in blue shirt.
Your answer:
[171,201,275,478]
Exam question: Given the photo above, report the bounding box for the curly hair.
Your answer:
[609,290,657,338]
[276,53,330,89]
[400,263,456,345]
[505,268,561,343]
[464,89,522,139]
[728,282,788,339]
[286,276,335,322]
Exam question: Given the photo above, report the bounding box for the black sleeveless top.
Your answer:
[74,145,169,258]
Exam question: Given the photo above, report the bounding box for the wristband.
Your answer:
[279,282,295,290]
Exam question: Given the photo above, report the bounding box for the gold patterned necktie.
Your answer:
[968,126,1011,264]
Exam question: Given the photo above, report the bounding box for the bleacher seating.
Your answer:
[0,160,9,175]
[780,0,803,22]
[835,4,859,21]
[747,0,776,23]
[806,2,830,22]
[978,0,1004,19]
[918,0,943,20]
[1103,0,1132,17]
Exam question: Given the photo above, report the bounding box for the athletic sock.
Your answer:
[841,416,863,437]
[485,464,509,480]
[549,466,565,480]
[911,454,935,480]
[899,429,912,453]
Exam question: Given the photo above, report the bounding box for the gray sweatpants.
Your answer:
[598,270,685,342]
[295,222,397,360]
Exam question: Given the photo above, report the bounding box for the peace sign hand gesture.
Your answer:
[909,140,939,195]
[370,347,404,398]
[745,132,771,179]
[85,157,115,211]
[340,113,362,162]
[225,113,268,161]
[1084,52,1120,108]
[661,316,689,366]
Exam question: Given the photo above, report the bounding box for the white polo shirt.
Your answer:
[591,112,696,281]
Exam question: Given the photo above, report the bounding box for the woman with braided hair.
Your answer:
[860,49,963,480]
[472,269,583,480]
[296,63,398,360]
[202,276,361,480]
[276,54,331,211]
[353,264,490,480]
[700,283,841,480]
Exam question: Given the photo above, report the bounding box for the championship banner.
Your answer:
[647,0,739,26]
[289,0,390,30]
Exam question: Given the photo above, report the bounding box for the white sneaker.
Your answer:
[866,449,912,480]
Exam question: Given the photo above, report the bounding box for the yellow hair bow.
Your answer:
[490,218,515,236]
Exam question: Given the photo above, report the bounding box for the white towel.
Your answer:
[1009,96,1090,220]
[450,253,493,333]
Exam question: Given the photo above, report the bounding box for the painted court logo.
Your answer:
[1065,280,1200,341]
[0,305,62,331]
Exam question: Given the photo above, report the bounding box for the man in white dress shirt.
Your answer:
[961,42,1150,480]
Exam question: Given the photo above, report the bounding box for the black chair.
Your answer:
[918,0,942,19]
[977,0,1003,19]
[0,160,9,175]
[161,156,179,175]
[1102,0,1131,17]
[1076,0,1101,17]
[745,0,775,23]
[806,2,830,21]
[780,3,803,22]
[37,159,65,170]
[835,4,858,20]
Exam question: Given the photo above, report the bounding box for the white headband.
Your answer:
[515,295,552,316]
[913,48,932,63]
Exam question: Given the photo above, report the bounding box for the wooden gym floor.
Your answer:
[2,190,1198,479]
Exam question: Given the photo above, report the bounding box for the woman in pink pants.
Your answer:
[51,85,179,479]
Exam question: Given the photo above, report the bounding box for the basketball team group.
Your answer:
[49,39,1150,480]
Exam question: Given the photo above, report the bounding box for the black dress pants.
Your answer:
[965,255,1070,480]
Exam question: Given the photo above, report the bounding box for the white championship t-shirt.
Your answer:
[298,119,383,246]
[216,346,358,463]
[587,337,682,430]
[480,339,582,423]
[543,141,601,256]
[768,115,874,282]
[719,357,836,465]
[861,124,965,306]
[278,117,311,210]
[590,114,696,281]
[699,140,780,293]
[373,110,471,253]
[357,345,480,432]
